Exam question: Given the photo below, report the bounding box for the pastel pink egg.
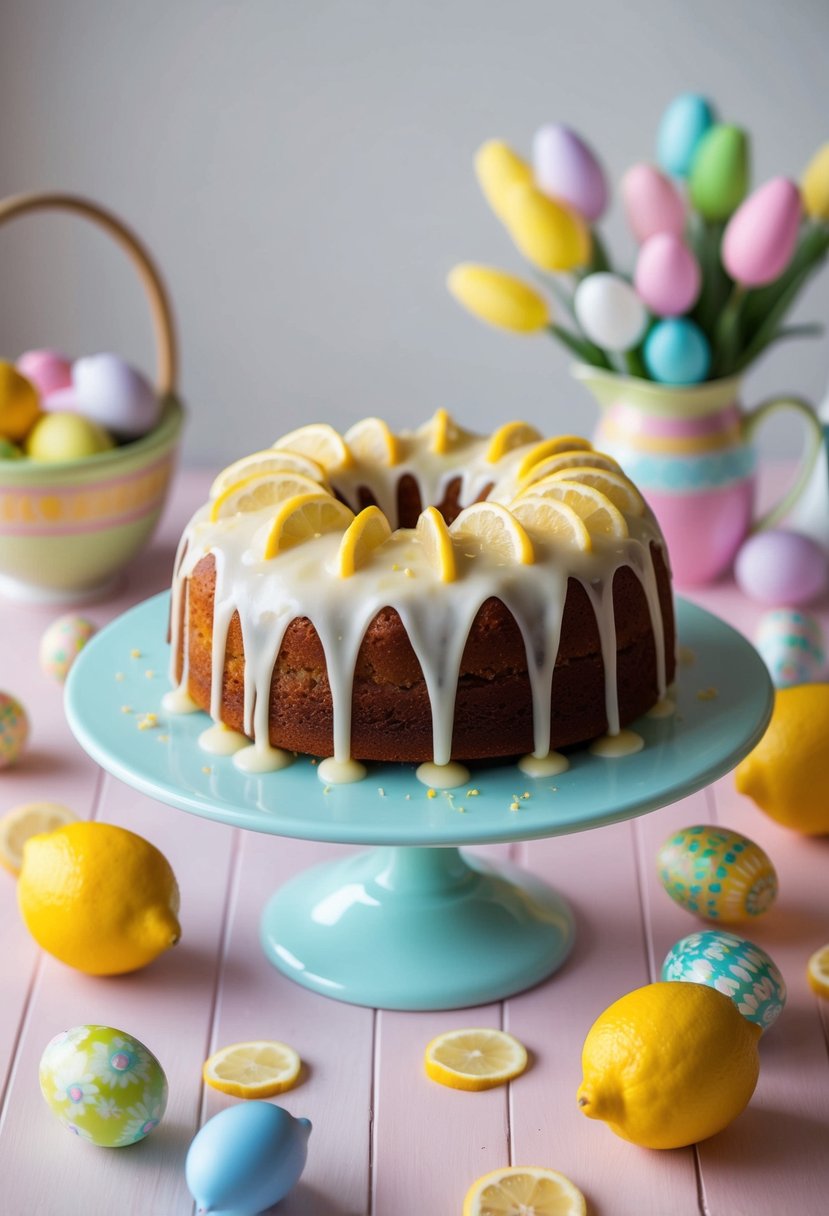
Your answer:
[17,350,72,398]
[621,164,686,244]
[722,177,802,287]
[735,530,828,606]
[532,124,608,221]
[634,233,701,317]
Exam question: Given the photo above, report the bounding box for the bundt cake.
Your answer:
[167,412,675,781]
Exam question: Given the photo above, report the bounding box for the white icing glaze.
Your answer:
[169,421,671,773]
[161,687,199,714]
[198,723,249,756]
[415,761,471,790]
[232,743,293,773]
[589,729,645,757]
[646,696,676,719]
[518,751,570,777]
[317,756,368,784]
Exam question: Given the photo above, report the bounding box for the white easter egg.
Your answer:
[574,273,648,353]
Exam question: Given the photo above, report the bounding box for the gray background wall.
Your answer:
[0,0,826,466]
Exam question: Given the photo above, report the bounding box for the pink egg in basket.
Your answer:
[0,193,184,603]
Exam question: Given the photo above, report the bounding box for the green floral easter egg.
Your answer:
[39,1025,167,1147]
[657,824,778,922]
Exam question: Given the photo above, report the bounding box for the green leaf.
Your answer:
[547,324,613,369]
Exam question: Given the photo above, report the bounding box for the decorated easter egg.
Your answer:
[621,163,686,243]
[39,1024,167,1147]
[662,930,786,1031]
[17,350,73,398]
[25,412,114,462]
[46,354,160,441]
[656,93,715,178]
[722,177,802,288]
[735,529,828,606]
[0,438,23,459]
[532,124,608,221]
[755,609,826,687]
[643,318,710,384]
[0,691,29,768]
[689,124,750,222]
[574,273,648,352]
[186,1102,311,1216]
[0,361,40,442]
[635,234,701,317]
[657,824,778,922]
[39,615,97,683]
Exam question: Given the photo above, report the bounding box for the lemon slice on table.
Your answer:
[210,472,326,522]
[415,506,457,582]
[515,435,592,481]
[263,493,354,558]
[273,423,352,472]
[337,506,393,577]
[209,449,327,499]
[424,1027,528,1091]
[519,448,622,490]
[450,501,534,565]
[532,467,644,518]
[510,496,592,552]
[463,1166,586,1216]
[344,417,402,467]
[0,802,78,876]
[203,1040,302,1099]
[522,479,628,540]
[485,421,542,463]
[807,945,829,998]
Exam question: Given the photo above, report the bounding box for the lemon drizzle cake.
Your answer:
[167,413,675,781]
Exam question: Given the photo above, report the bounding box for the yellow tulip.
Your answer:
[503,182,591,272]
[475,140,533,222]
[447,264,549,333]
[801,143,829,221]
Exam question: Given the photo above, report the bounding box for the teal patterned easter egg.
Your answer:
[39,1025,167,1147]
[656,824,778,922]
[662,930,786,1031]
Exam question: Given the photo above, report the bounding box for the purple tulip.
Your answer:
[532,124,608,221]
[722,177,802,287]
[621,164,686,244]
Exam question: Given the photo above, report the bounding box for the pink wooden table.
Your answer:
[1,468,828,1216]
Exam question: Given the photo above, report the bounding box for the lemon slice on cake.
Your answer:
[337,505,393,576]
[203,1040,302,1099]
[463,1166,587,1216]
[263,493,355,558]
[519,448,622,490]
[532,468,644,517]
[0,802,78,876]
[273,423,352,472]
[209,449,327,499]
[416,506,457,581]
[450,501,534,564]
[485,421,542,463]
[424,1027,528,1091]
[515,435,592,481]
[210,471,326,522]
[421,407,470,456]
[344,417,401,466]
[510,496,592,551]
[522,479,629,540]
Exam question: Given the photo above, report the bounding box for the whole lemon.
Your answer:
[577,981,760,1149]
[735,683,829,835]
[26,411,114,461]
[0,362,40,441]
[18,822,180,975]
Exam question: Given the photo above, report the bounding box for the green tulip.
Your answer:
[689,125,750,222]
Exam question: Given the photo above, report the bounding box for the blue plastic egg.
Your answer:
[755,609,826,687]
[657,824,778,922]
[186,1102,311,1216]
[656,93,716,178]
[643,318,711,384]
[662,930,786,1031]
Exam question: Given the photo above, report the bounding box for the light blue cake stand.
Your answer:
[65,592,772,1011]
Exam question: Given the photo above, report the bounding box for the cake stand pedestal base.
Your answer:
[260,845,574,1010]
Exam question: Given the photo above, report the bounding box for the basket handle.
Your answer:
[0,192,177,395]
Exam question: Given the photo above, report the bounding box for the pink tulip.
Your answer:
[635,233,701,317]
[722,177,802,287]
[532,124,608,221]
[621,164,686,244]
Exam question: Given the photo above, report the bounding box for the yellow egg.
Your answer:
[0,362,40,441]
[26,412,115,462]
[656,824,778,923]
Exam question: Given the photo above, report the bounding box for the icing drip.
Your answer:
[589,729,644,757]
[161,687,199,714]
[233,743,293,773]
[199,723,249,755]
[415,761,471,790]
[647,697,676,719]
[518,751,570,777]
[318,756,368,784]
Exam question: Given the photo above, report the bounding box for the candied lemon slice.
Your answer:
[424,1027,528,1091]
[273,423,352,472]
[485,420,543,463]
[210,472,326,522]
[534,467,644,517]
[263,493,354,558]
[209,449,327,499]
[510,496,592,551]
[525,479,628,540]
[344,417,401,466]
[416,506,457,581]
[0,802,77,876]
[337,505,393,576]
[203,1040,301,1099]
[463,1166,587,1216]
[515,435,592,481]
[450,501,534,564]
[520,448,622,490]
[807,944,829,998]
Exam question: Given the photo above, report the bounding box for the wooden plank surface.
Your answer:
[0,467,827,1216]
